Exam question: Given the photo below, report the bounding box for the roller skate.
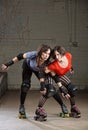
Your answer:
[34,107,47,121]
[59,104,69,118]
[70,105,81,118]
[18,104,26,119]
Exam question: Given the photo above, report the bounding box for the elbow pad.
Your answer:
[51,74,60,83]
[17,53,24,60]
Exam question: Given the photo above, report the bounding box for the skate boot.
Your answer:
[59,104,69,118]
[18,104,26,119]
[70,105,81,118]
[34,107,47,121]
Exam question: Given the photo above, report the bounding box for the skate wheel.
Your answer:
[34,116,47,121]
[64,113,69,118]
[18,113,26,119]
[70,112,81,118]
[59,113,69,118]
[59,113,64,118]
[77,114,81,118]
[34,116,38,120]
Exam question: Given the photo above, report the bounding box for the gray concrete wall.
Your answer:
[0,0,88,90]
[0,72,8,97]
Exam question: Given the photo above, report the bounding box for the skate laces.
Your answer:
[38,108,46,114]
[20,105,25,110]
[19,105,25,115]
[61,104,68,114]
[36,108,46,116]
[71,105,80,114]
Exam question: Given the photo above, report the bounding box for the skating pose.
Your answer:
[1,44,51,118]
[1,44,69,120]
[39,46,81,118]
[34,74,69,121]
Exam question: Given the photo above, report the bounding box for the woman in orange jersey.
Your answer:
[39,46,81,118]
[47,47,72,76]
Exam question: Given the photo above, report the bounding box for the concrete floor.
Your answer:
[0,90,88,130]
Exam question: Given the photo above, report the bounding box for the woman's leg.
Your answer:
[60,75,81,117]
[19,60,32,117]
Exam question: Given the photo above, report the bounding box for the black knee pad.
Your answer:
[46,84,56,98]
[67,83,78,97]
[21,83,30,93]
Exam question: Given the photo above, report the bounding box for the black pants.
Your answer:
[22,60,39,85]
[20,60,39,105]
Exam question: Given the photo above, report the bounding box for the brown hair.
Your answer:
[52,46,66,59]
[37,44,51,58]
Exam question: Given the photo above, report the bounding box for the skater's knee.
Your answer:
[21,83,30,93]
[67,83,78,97]
[41,84,56,98]
[45,84,56,98]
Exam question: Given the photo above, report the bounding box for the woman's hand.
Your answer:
[62,93,70,99]
[1,64,9,71]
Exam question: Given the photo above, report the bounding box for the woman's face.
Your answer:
[54,50,63,62]
[41,49,51,61]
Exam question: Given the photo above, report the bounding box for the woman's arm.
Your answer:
[1,53,26,70]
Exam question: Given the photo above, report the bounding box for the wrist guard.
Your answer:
[5,60,14,67]
[59,86,67,95]
[39,71,45,79]
[40,82,45,91]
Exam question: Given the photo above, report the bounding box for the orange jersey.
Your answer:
[48,53,72,76]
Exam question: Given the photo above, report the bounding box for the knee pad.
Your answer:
[46,84,56,98]
[21,83,30,93]
[67,83,78,97]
